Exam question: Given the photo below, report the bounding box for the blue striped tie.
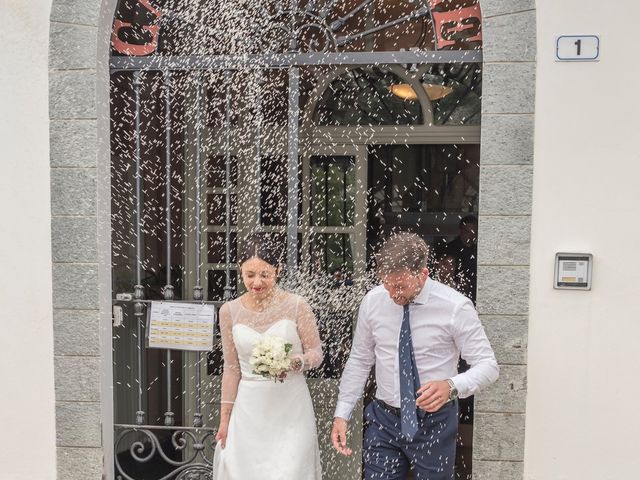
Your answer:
[399,303,421,439]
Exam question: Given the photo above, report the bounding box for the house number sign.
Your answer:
[556,35,600,61]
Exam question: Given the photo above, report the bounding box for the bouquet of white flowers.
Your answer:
[250,335,293,382]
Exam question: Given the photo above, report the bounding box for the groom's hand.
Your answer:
[416,380,450,412]
[331,418,353,456]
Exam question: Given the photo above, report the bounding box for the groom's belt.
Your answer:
[376,399,402,416]
[375,398,452,417]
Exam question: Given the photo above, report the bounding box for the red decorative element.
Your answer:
[111,0,162,56]
[432,4,482,48]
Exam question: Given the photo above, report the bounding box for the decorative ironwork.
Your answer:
[244,2,430,54]
[251,5,337,53]
[111,0,462,57]
[114,425,216,480]
[110,1,484,478]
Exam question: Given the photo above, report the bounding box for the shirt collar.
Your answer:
[411,277,432,306]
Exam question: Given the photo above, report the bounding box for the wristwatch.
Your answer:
[446,379,459,401]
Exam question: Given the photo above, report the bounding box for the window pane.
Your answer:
[203,71,247,128]
[315,67,423,126]
[422,63,482,125]
[207,193,237,225]
[311,156,355,227]
[309,233,354,278]
[207,232,237,264]
[260,156,287,226]
[366,144,479,264]
[261,69,288,126]
[206,155,238,189]
[207,269,237,301]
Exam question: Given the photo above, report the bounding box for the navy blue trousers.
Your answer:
[363,399,458,480]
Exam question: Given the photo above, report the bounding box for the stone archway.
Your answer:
[48,1,535,478]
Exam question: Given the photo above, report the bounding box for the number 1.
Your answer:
[575,39,582,56]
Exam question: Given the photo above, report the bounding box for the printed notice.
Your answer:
[147,301,216,351]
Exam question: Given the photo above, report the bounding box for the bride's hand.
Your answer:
[289,355,304,373]
[215,423,229,449]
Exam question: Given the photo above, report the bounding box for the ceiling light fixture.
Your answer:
[389,83,454,101]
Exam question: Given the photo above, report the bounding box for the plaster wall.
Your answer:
[525,1,640,478]
[0,1,57,479]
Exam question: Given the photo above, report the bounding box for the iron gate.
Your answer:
[108,1,483,479]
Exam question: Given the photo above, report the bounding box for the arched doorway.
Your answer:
[107,1,484,478]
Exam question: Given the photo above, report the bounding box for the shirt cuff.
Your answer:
[334,400,355,421]
[450,374,472,399]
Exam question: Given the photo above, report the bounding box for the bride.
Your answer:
[212,233,323,479]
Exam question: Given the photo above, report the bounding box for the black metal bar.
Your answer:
[329,0,374,32]
[110,50,483,71]
[324,161,329,227]
[287,67,300,268]
[132,71,146,426]
[425,2,439,52]
[114,424,215,432]
[318,0,338,20]
[164,70,174,301]
[163,71,175,426]
[133,72,143,301]
[113,298,223,306]
[289,0,299,52]
[304,0,318,14]
[135,310,145,426]
[223,70,234,301]
[255,69,264,224]
[164,349,174,426]
[193,351,203,427]
[160,71,177,430]
[336,6,430,47]
[342,159,348,226]
[193,73,204,302]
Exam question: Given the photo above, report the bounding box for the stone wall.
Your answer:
[48,0,537,478]
[49,0,104,478]
[475,1,536,479]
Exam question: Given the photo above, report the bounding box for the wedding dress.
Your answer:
[212,291,323,480]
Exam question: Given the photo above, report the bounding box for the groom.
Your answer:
[331,233,499,479]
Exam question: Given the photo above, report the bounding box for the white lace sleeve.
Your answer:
[219,303,240,405]
[294,296,323,371]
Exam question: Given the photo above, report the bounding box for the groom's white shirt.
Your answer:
[334,278,499,421]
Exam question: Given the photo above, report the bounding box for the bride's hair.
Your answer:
[238,232,285,269]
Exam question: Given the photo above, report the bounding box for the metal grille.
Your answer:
[109,1,484,479]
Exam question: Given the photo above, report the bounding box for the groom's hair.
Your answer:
[375,233,429,277]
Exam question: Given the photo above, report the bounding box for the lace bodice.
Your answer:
[219,291,323,404]
[233,319,303,379]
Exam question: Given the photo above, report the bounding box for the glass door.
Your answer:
[300,144,367,480]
